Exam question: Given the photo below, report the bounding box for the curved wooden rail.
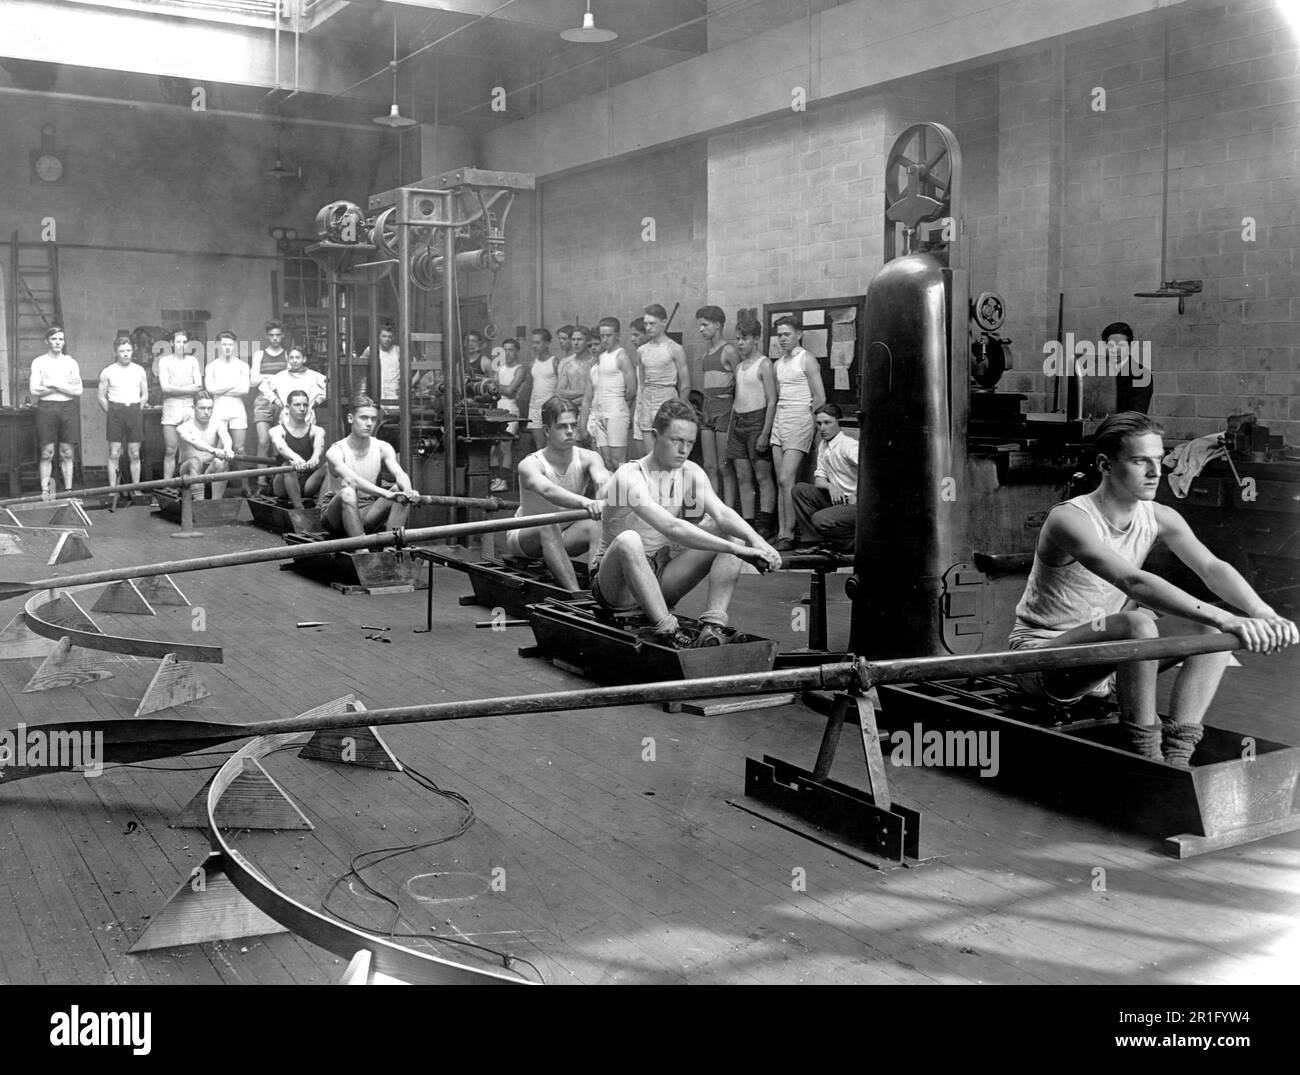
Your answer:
[23,590,224,664]
[206,733,528,985]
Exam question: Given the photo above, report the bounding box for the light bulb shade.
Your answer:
[561,7,617,42]
[374,103,417,128]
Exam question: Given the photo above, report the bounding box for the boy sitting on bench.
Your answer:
[1009,411,1297,766]
[590,399,782,648]
[508,396,610,591]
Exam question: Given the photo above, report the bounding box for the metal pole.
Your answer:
[326,275,341,440]
[398,202,413,476]
[3,508,589,599]
[860,633,1242,688]
[0,466,298,506]
[441,223,458,513]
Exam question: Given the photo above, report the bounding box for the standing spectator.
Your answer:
[727,314,778,538]
[158,328,203,480]
[769,315,825,551]
[633,303,689,459]
[205,330,251,488]
[250,321,289,488]
[491,338,525,492]
[30,325,82,494]
[526,328,559,450]
[697,305,738,508]
[97,335,148,498]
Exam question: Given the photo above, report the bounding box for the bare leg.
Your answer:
[255,420,274,470]
[733,457,756,517]
[358,495,405,532]
[208,460,229,502]
[715,430,737,509]
[230,427,252,495]
[162,425,180,479]
[107,443,123,491]
[702,430,721,494]
[772,445,806,540]
[755,455,776,514]
[661,544,743,626]
[1159,615,1230,725]
[302,466,326,500]
[58,443,75,491]
[38,443,55,493]
[126,442,142,485]
[596,532,674,629]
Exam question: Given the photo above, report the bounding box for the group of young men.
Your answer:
[29,315,1298,766]
[28,321,327,499]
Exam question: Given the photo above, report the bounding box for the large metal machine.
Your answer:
[847,122,1091,659]
[307,167,534,526]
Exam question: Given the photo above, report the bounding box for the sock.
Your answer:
[1161,720,1205,769]
[652,613,679,636]
[1121,721,1162,762]
[698,609,729,629]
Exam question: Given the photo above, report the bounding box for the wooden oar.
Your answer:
[399,493,519,511]
[0,508,589,601]
[0,634,1249,783]
[0,466,298,507]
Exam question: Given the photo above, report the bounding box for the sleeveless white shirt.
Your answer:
[1011,493,1159,645]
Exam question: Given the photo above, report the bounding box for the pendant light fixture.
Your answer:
[373,16,417,128]
[1134,16,1201,314]
[561,1,617,43]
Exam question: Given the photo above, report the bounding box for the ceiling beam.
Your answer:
[0,0,380,97]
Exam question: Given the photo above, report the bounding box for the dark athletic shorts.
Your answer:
[726,406,769,463]
[590,545,673,612]
[105,402,144,444]
[36,399,80,446]
[702,394,733,434]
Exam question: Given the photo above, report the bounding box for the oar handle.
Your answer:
[860,632,1242,687]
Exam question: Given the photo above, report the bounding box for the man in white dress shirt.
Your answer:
[29,325,83,494]
[792,404,858,552]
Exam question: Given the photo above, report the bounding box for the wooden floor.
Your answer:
[0,503,1297,985]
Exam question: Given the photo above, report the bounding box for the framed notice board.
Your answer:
[761,295,866,416]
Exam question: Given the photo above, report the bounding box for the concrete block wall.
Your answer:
[1052,1,1300,442]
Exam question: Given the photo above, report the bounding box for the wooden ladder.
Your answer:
[7,229,63,405]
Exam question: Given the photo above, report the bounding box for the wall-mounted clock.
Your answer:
[30,126,66,185]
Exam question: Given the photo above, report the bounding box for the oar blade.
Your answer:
[0,716,251,785]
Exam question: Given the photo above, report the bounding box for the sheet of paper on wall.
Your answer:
[802,309,825,327]
[830,307,856,323]
[802,329,828,357]
[830,340,854,368]
[831,320,856,342]
[834,367,850,390]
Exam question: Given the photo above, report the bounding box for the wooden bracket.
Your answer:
[170,758,314,831]
[91,579,156,616]
[40,592,101,633]
[298,701,403,771]
[134,653,211,717]
[340,949,373,985]
[739,692,922,868]
[0,611,57,660]
[134,574,191,606]
[22,635,115,692]
[127,851,290,953]
[47,530,93,565]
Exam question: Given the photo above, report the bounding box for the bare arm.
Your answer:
[584,450,613,500]
[805,353,826,412]
[1047,506,1295,652]
[306,427,326,468]
[673,344,691,399]
[379,441,416,496]
[268,425,305,466]
[689,468,781,569]
[97,372,110,414]
[758,359,777,444]
[519,454,598,513]
[618,351,637,405]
